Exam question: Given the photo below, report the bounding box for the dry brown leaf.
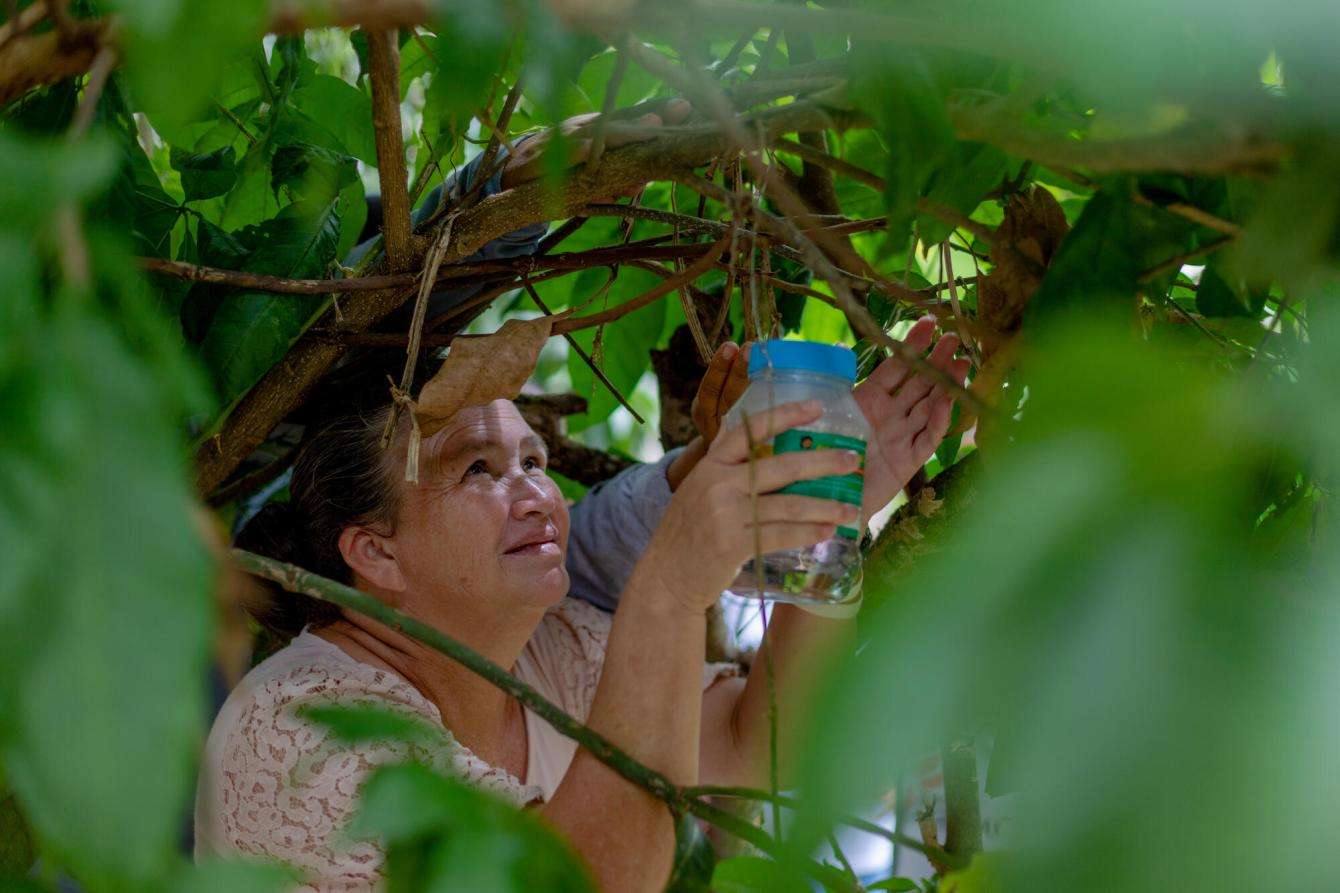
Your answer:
[402,316,555,482]
[978,186,1069,354]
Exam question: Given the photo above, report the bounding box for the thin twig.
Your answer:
[771,136,996,244]
[460,76,524,208]
[215,101,259,146]
[523,279,645,424]
[382,217,456,447]
[552,233,731,335]
[136,241,707,295]
[740,409,784,839]
[679,173,987,414]
[587,48,626,168]
[683,785,962,869]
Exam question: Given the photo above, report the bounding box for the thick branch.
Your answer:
[365,29,412,270]
[941,741,984,861]
[193,103,836,495]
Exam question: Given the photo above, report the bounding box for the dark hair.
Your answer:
[235,404,403,641]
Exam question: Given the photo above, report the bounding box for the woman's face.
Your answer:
[387,399,570,612]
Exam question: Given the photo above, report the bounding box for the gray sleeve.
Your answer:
[565,448,684,613]
[344,140,548,321]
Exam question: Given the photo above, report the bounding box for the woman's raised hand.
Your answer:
[639,400,862,614]
[854,318,970,517]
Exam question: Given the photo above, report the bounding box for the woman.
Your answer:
[196,322,967,891]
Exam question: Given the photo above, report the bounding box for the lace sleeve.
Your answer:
[204,661,538,891]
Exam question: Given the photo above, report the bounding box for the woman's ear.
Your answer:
[338,527,407,592]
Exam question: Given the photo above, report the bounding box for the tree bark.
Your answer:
[192,101,837,495]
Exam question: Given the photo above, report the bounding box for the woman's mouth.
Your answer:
[503,529,560,557]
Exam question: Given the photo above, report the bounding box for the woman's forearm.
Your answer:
[540,566,707,891]
[727,605,855,789]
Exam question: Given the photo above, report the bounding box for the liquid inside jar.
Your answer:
[722,341,870,608]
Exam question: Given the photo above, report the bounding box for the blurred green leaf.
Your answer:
[0,318,212,890]
[171,860,294,893]
[1029,190,1191,321]
[351,764,594,893]
[791,316,1339,891]
[298,704,443,746]
[850,49,955,234]
[917,142,1010,246]
[115,0,268,135]
[710,856,809,893]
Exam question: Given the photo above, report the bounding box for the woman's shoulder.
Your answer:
[226,631,434,721]
[201,633,448,803]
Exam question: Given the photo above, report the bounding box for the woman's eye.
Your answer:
[523,456,544,471]
[464,459,488,477]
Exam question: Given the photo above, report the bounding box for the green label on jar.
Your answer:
[772,428,865,539]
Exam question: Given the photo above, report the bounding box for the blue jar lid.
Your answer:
[747,339,857,382]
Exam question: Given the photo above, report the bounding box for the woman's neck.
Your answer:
[314,589,545,775]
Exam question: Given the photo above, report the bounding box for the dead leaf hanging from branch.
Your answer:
[398,316,555,483]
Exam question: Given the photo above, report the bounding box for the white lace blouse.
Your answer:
[194,597,737,891]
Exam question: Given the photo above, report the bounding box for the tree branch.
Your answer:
[365,28,412,270]
[231,547,856,891]
[192,100,842,496]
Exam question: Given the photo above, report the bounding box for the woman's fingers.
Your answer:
[721,342,751,409]
[744,447,862,494]
[712,400,824,462]
[888,333,961,417]
[753,522,843,555]
[746,493,860,527]
[863,316,938,394]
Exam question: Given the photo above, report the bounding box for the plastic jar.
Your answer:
[722,340,870,607]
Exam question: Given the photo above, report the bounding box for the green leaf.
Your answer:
[0,133,118,233]
[1196,263,1266,319]
[565,267,665,432]
[917,142,1010,245]
[270,143,358,207]
[351,764,594,893]
[398,34,438,96]
[664,813,715,892]
[171,860,295,893]
[850,48,955,234]
[0,318,212,891]
[287,75,378,166]
[710,856,810,893]
[117,0,268,135]
[1028,190,1192,322]
[199,200,342,409]
[219,144,281,231]
[798,295,854,346]
[172,146,238,202]
[867,879,918,891]
[298,704,443,746]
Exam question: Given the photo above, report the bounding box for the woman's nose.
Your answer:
[510,471,558,518]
